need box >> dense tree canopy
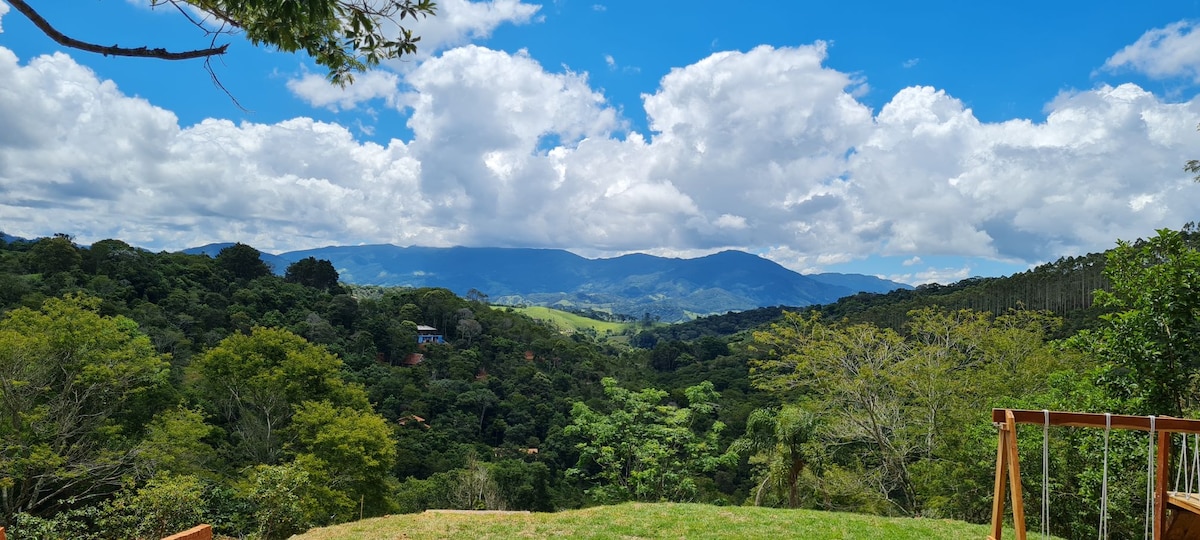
[564,378,734,503]
[216,243,272,281]
[1076,228,1200,415]
[0,295,170,518]
[285,257,341,291]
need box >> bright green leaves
[747,307,1072,516]
[564,378,733,504]
[730,405,819,508]
[175,0,438,85]
[0,294,170,516]
[239,461,322,540]
[289,401,397,519]
[138,408,220,477]
[1076,228,1200,415]
[190,327,396,523]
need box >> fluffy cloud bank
[2,38,1199,278]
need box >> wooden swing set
[989,408,1200,540]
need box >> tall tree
[285,257,340,291]
[0,295,170,519]
[28,234,80,276]
[1078,228,1200,415]
[189,327,369,464]
[564,378,733,503]
[215,243,272,281]
[731,405,819,508]
[756,316,919,513]
[289,401,398,519]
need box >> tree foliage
[7,0,437,85]
[1076,228,1200,415]
[749,308,1070,517]
[285,257,341,291]
[564,378,733,503]
[0,295,170,518]
[289,401,397,519]
[215,243,272,281]
[731,405,819,508]
[190,327,370,464]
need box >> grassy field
[292,502,1034,540]
[511,306,631,335]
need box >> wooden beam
[992,410,1200,434]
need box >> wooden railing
[990,409,1200,540]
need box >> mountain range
[182,243,909,322]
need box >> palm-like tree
[732,405,819,507]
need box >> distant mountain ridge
[182,243,911,322]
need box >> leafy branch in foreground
[8,0,437,85]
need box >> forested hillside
[185,243,910,323]
[0,227,1196,539]
[641,226,1200,344]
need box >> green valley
[0,226,1196,539]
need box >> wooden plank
[1005,410,1027,540]
[1165,507,1200,540]
[1168,492,1200,514]
[161,524,212,540]
[992,410,1200,434]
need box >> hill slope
[182,243,910,322]
[292,502,1034,540]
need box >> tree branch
[8,0,229,60]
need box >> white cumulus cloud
[286,0,540,109]
[1105,21,1200,81]
[392,0,540,61]
[4,41,1200,278]
[287,70,402,111]
[0,1,9,33]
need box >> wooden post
[1156,430,1170,540]
[1005,410,1027,540]
[988,412,1028,540]
[991,421,1008,540]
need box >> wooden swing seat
[1168,492,1200,514]
[1165,493,1200,540]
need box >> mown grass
[512,306,630,335]
[292,502,1037,540]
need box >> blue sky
[2,1,1200,284]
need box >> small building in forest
[416,325,445,344]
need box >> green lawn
[292,502,1035,540]
[511,306,630,335]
